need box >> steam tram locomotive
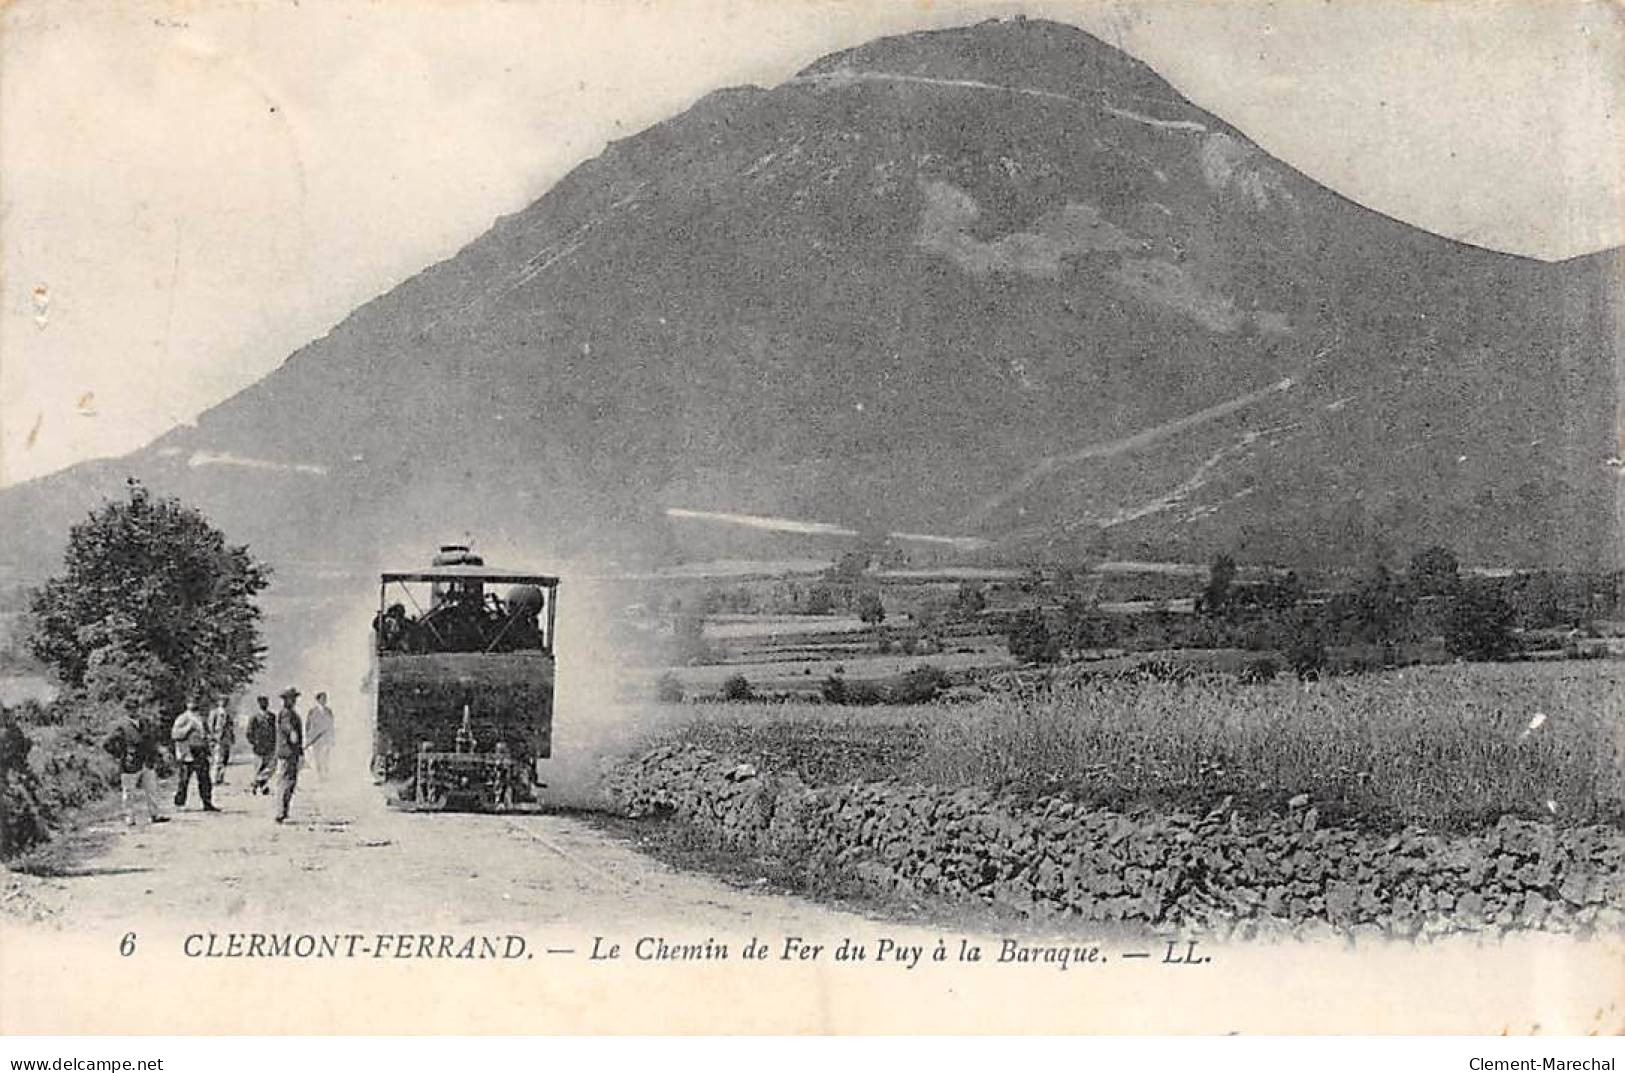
[371,545,559,810]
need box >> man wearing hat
[273,687,305,824]
[246,695,276,795]
[102,696,169,826]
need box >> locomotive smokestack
[456,703,475,753]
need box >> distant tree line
[1003,544,1621,678]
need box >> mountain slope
[3,18,1619,577]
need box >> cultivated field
[659,660,1625,833]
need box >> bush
[820,667,950,707]
[891,665,951,704]
[843,680,889,705]
[1287,636,1328,680]
[31,726,117,816]
[0,697,122,860]
[1005,609,1059,664]
[720,673,755,702]
[1238,656,1280,684]
[0,710,51,858]
[1444,586,1518,661]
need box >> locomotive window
[375,578,554,655]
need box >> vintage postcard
[1,0,1622,1038]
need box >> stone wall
[605,743,1625,937]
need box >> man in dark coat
[102,700,169,827]
[273,687,304,824]
[245,695,276,795]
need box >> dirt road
[2,603,875,933]
[5,756,867,934]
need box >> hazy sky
[3,0,1621,487]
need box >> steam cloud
[256,535,695,815]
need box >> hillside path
[961,375,1295,527]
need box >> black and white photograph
[1,0,1622,1041]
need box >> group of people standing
[103,688,337,827]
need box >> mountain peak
[797,18,1187,107]
[1,19,1616,576]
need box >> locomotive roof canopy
[379,565,560,586]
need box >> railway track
[501,813,633,891]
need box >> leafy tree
[720,673,754,702]
[1284,612,1329,680]
[28,481,270,711]
[820,674,848,704]
[953,581,987,617]
[1058,595,1105,657]
[1252,570,1306,611]
[856,590,886,626]
[1005,609,1058,664]
[1506,570,1566,629]
[1351,563,1405,649]
[82,644,170,710]
[826,550,870,582]
[1443,584,1518,661]
[804,585,836,616]
[1408,545,1461,596]
[1201,553,1237,614]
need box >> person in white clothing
[306,691,335,780]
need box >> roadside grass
[4,795,122,879]
[670,703,922,786]
[658,662,1625,833]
